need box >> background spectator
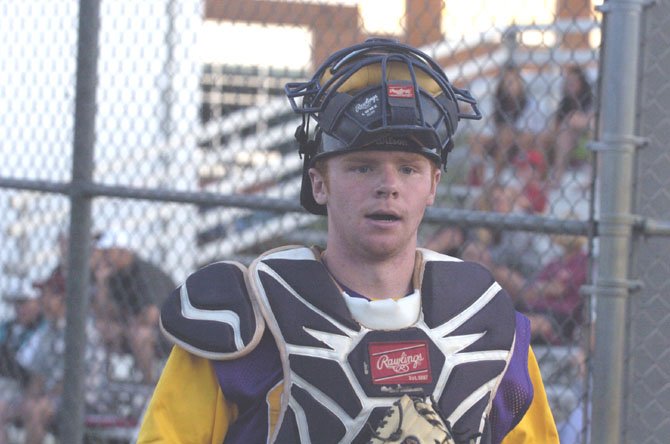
[0,282,44,386]
[464,183,549,279]
[90,230,175,383]
[539,64,595,186]
[468,64,545,184]
[521,232,588,344]
[0,281,45,444]
[423,226,466,257]
[511,149,550,214]
[15,270,108,444]
[497,231,589,345]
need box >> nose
[375,165,400,199]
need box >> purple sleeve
[489,312,534,444]
[212,330,283,444]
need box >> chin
[360,239,413,260]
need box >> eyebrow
[341,153,377,162]
[394,154,426,164]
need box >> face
[564,69,583,98]
[91,247,126,272]
[15,299,42,326]
[41,287,65,320]
[309,150,440,261]
[502,70,523,96]
[551,233,586,253]
[490,186,513,213]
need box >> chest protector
[248,246,517,444]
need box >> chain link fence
[0,0,610,442]
[626,0,670,441]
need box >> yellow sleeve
[501,347,559,444]
[137,346,237,444]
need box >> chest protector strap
[249,246,517,444]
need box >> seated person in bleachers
[493,229,588,346]
[511,149,549,215]
[518,233,588,345]
[14,270,109,444]
[422,225,466,258]
[538,64,595,187]
[0,281,46,444]
[464,183,548,280]
[90,230,175,383]
[468,64,545,184]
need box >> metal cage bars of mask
[284,39,482,172]
[285,39,483,121]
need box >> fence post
[591,0,646,442]
[61,0,100,442]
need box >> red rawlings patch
[387,84,415,98]
[369,341,432,385]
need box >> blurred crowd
[0,230,175,443]
[468,63,594,190]
[428,62,594,346]
[425,63,595,443]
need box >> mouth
[366,212,401,222]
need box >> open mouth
[367,213,401,222]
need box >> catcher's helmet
[285,38,481,215]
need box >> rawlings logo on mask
[354,93,380,117]
[388,84,415,98]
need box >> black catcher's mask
[285,38,481,215]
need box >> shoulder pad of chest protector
[160,261,265,360]
[418,249,516,347]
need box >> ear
[308,167,328,205]
[426,168,441,206]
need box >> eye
[353,165,372,173]
[400,165,417,175]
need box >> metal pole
[591,0,646,442]
[61,0,100,442]
[157,0,176,263]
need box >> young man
[138,39,558,443]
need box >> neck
[321,245,416,300]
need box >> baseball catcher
[138,38,559,444]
